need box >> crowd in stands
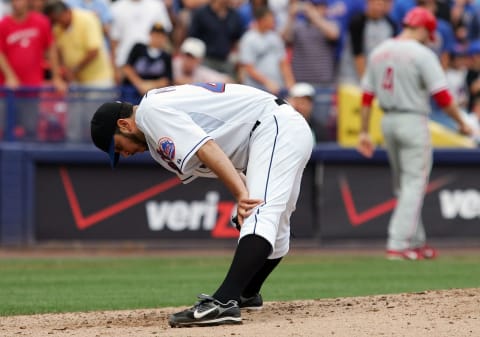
[2,0,480,142]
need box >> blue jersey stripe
[180,135,212,172]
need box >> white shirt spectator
[268,0,289,31]
[173,37,232,84]
[110,0,172,66]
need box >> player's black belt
[381,107,419,114]
[251,98,287,134]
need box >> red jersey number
[382,67,394,93]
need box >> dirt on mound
[1,288,479,337]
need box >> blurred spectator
[44,0,113,86]
[0,0,65,89]
[450,0,480,41]
[268,0,289,32]
[390,0,451,24]
[163,0,178,20]
[29,0,47,12]
[110,0,172,82]
[434,0,451,22]
[0,0,66,139]
[327,0,367,36]
[431,43,471,130]
[466,40,480,118]
[389,0,415,24]
[444,42,480,134]
[44,0,115,142]
[188,0,245,78]
[418,0,456,70]
[170,0,209,54]
[173,37,232,84]
[282,0,340,141]
[238,6,294,97]
[329,0,367,85]
[1,0,10,18]
[121,22,173,104]
[287,82,317,141]
[283,0,340,86]
[65,0,113,46]
[453,19,469,45]
[236,0,268,30]
[348,0,397,81]
[446,44,469,110]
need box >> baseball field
[0,248,479,337]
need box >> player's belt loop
[251,120,261,134]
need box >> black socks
[241,256,282,298]
[213,234,275,303]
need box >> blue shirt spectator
[389,0,415,25]
[66,0,113,50]
[65,0,112,26]
[450,0,480,41]
[236,1,253,31]
[326,0,366,60]
[432,17,456,67]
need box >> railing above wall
[0,85,337,143]
[0,86,120,142]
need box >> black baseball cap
[150,22,165,34]
[91,102,131,167]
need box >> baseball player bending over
[357,7,473,261]
[90,83,313,327]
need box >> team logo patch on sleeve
[157,137,175,160]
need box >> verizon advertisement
[320,164,480,239]
[35,164,315,240]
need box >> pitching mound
[2,288,478,337]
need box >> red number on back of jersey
[382,67,394,92]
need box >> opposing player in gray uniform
[90,83,313,326]
[357,7,473,260]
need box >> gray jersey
[239,29,287,88]
[361,38,448,114]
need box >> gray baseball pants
[381,113,432,251]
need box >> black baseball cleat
[239,293,263,310]
[168,294,242,328]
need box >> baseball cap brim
[108,138,120,168]
[91,101,129,168]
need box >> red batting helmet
[403,7,437,42]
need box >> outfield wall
[1,143,480,246]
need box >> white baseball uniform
[362,38,449,251]
[135,83,314,258]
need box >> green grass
[0,253,478,316]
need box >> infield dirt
[1,288,479,337]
